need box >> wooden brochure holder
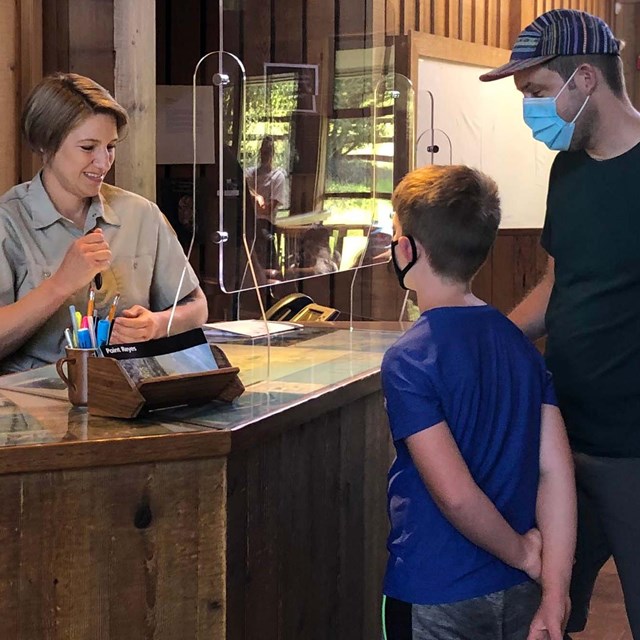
[87,345,244,419]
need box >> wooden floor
[572,560,632,640]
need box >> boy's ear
[397,235,424,261]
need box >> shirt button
[43,271,51,278]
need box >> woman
[0,73,208,373]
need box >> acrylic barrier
[161,38,415,296]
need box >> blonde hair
[21,73,129,156]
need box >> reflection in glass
[188,14,418,296]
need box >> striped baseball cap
[480,9,620,82]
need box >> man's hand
[52,229,111,295]
[110,305,162,344]
[520,528,543,581]
[527,593,571,640]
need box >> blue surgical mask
[391,236,418,290]
[523,68,590,151]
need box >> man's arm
[406,422,541,576]
[110,286,209,343]
[527,404,576,640]
[509,255,554,341]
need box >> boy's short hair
[392,165,501,284]
[21,72,129,156]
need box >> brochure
[102,328,218,385]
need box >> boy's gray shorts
[383,581,541,640]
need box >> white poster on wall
[417,58,556,228]
[156,85,215,165]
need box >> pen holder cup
[55,347,97,407]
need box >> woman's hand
[109,305,162,343]
[52,229,111,295]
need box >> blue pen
[76,328,92,349]
[96,319,111,351]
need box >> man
[245,136,287,270]
[480,9,640,639]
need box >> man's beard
[568,103,598,152]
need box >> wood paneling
[64,0,115,92]
[2,0,624,200]
[448,0,460,39]
[3,0,617,322]
[19,0,43,183]
[477,230,547,315]
[395,1,614,47]
[0,458,227,640]
[0,2,19,192]
[487,0,499,47]
[114,0,156,200]
[300,229,545,323]
[433,0,447,36]
[226,390,393,640]
[461,0,474,42]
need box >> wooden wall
[0,0,617,197]
[385,0,613,47]
[0,457,228,639]
[226,390,392,640]
[0,2,19,194]
[0,0,621,319]
[301,228,545,322]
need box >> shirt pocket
[109,254,155,311]
[26,257,56,295]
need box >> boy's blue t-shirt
[381,305,556,605]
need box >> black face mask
[391,235,418,290]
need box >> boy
[381,165,576,640]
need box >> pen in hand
[88,227,104,289]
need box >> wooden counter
[0,323,406,640]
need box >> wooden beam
[408,29,510,82]
[386,0,402,36]
[448,0,460,39]
[520,0,535,30]
[403,0,417,34]
[114,0,156,200]
[487,0,499,48]
[0,1,20,191]
[419,0,433,33]
[474,0,486,45]
[433,0,447,36]
[461,0,473,42]
[20,0,44,183]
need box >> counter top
[0,323,406,474]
